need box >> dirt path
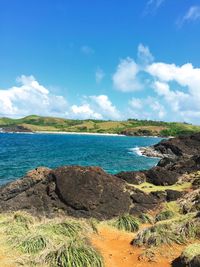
[90,225,184,267]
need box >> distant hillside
[0,115,200,136]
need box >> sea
[0,133,163,185]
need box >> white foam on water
[128,146,143,156]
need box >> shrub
[133,218,200,247]
[181,243,200,264]
[138,213,153,224]
[155,210,175,222]
[114,214,140,232]
[18,235,47,254]
[39,221,82,238]
[13,212,34,225]
[46,243,104,267]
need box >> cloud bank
[0,75,120,121]
[112,44,200,124]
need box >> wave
[128,147,143,156]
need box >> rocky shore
[0,132,200,267]
[0,133,199,220]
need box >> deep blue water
[0,133,162,184]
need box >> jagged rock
[165,189,183,201]
[141,133,200,159]
[0,166,131,220]
[129,188,165,215]
[115,171,146,185]
[179,189,200,214]
[146,166,178,185]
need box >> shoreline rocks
[0,133,200,219]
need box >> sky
[1,0,200,124]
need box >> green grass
[113,214,140,232]
[46,242,104,267]
[134,182,192,193]
[1,115,200,136]
[181,243,200,262]
[39,221,82,238]
[155,210,175,222]
[133,216,200,247]
[18,235,47,254]
[0,212,104,267]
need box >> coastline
[35,131,126,136]
[0,130,167,138]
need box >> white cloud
[129,96,165,119]
[129,98,143,109]
[144,0,166,15]
[149,63,200,123]
[137,44,154,65]
[71,104,102,120]
[81,45,94,55]
[0,76,122,121]
[70,95,121,120]
[95,68,105,83]
[89,95,121,120]
[112,57,141,92]
[147,62,200,97]
[0,75,68,118]
[177,6,200,27]
[115,44,200,124]
[149,98,166,119]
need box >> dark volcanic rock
[154,133,200,158]
[146,166,178,186]
[54,166,131,218]
[129,188,165,215]
[165,189,183,201]
[115,171,146,185]
[0,125,32,133]
[0,166,131,220]
[190,256,200,267]
[166,155,200,174]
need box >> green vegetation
[138,213,153,224]
[1,115,200,136]
[181,243,200,262]
[134,181,192,193]
[113,214,140,232]
[18,235,47,254]
[0,212,104,267]
[133,215,200,247]
[46,243,104,267]
[155,210,175,222]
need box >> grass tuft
[138,213,153,224]
[155,210,175,222]
[133,218,200,247]
[181,243,200,263]
[113,214,140,232]
[46,242,104,267]
[18,235,48,254]
[39,221,82,238]
[13,212,34,225]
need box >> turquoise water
[0,133,162,184]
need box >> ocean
[0,133,162,184]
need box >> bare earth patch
[90,225,187,267]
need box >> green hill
[0,115,200,136]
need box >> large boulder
[129,188,166,215]
[115,171,146,185]
[154,133,200,158]
[0,166,131,220]
[146,166,178,185]
[54,166,131,219]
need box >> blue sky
[0,0,200,124]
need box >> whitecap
[128,147,143,156]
